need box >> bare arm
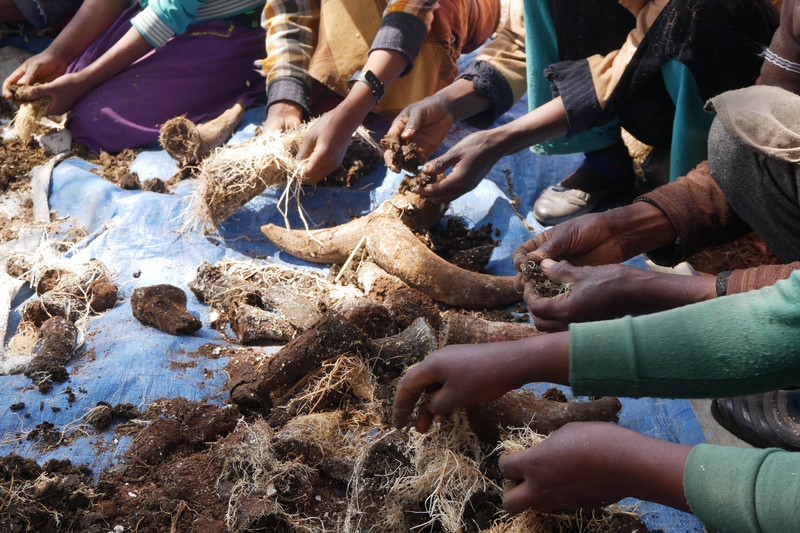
[21,25,153,114]
[3,0,128,99]
[298,48,410,182]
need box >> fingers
[417,174,464,203]
[296,137,329,185]
[402,105,429,140]
[498,450,525,481]
[499,451,544,515]
[415,405,435,433]
[538,259,575,284]
[2,67,26,99]
[386,112,408,140]
[392,364,440,429]
[421,150,457,176]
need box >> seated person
[385,0,778,224]
[2,0,267,153]
[259,0,500,183]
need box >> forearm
[335,49,409,126]
[627,269,716,314]
[615,431,692,512]
[432,78,492,122]
[685,445,800,532]
[46,0,128,65]
[603,201,678,260]
[489,97,570,157]
[570,271,800,399]
[71,26,154,92]
[515,331,572,387]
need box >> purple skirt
[66,4,265,152]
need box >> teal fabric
[522,0,621,155]
[569,270,800,399]
[661,59,714,181]
[138,0,262,36]
[684,444,800,533]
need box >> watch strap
[347,70,384,104]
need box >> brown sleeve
[728,262,800,294]
[635,161,751,266]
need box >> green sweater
[569,270,800,532]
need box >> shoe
[532,182,615,226]
[533,144,635,226]
[710,390,800,451]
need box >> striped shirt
[260,0,437,111]
[132,0,265,48]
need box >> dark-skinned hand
[14,71,90,115]
[297,108,360,184]
[499,422,692,514]
[518,258,645,332]
[512,211,633,271]
[392,342,531,432]
[263,101,303,132]
[384,93,455,171]
[2,49,69,101]
[417,128,506,203]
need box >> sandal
[710,390,800,451]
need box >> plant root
[225,312,371,414]
[439,311,541,346]
[159,99,246,166]
[189,262,322,343]
[365,216,521,308]
[521,260,570,297]
[261,192,447,265]
[465,391,622,442]
[356,261,441,329]
[9,84,50,143]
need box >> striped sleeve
[133,0,264,48]
[260,0,319,110]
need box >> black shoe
[710,390,800,451]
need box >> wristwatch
[347,70,384,104]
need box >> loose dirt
[382,133,425,173]
[521,260,570,297]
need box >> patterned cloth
[260,0,498,116]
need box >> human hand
[16,72,91,115]
[2,49,69,100]
[385,94,455,170]
[518,259,645,332]
[393,333,570,432]
[416,128,507,203]
[296,108,360,184]
[393,342,532,432]
[512,211,633,272]
[263,101,303,132]
[499,422,692,514]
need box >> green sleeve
[684,444,800,532]
[569,271,800,398]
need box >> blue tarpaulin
[0,41,706,531]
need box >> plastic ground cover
[0,42,706,533]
